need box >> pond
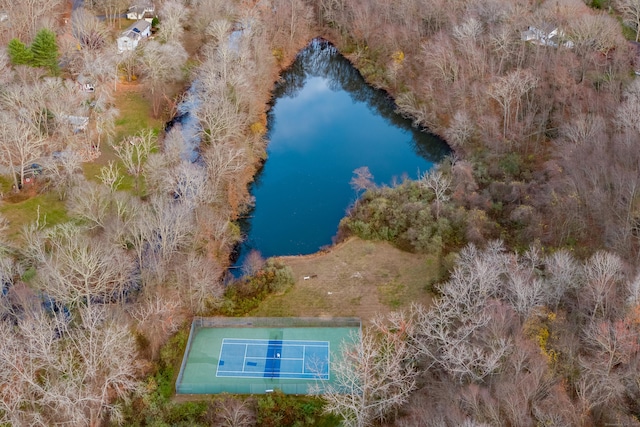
[233,39,449,269]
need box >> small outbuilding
[61,115,89,133]
[117,20,151,53]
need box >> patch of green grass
[0,192,69,241]
[82,160,141,194]
[113,90,162,141]
[0,176,13,194]
[621,23,637,42]
[91,91,162,197]
[377,281,406,309]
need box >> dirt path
[251,237,435,322]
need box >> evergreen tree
[30,29,59,75]
[7,38,33,66]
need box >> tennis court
[217,338,329,380]
[176,317,360,395]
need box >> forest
[1,0,640,425]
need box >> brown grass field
[250,237,435,322]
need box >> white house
[126,2,155,22]
[117,20,151,53]
[522,24,573,48]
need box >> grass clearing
[250,237,435,322]
[0,191,69,241]
[113,86,163,142]
[84,85,161,194]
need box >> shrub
[217,260,295,316]
[340,179,466,253]
[256,391,326,427]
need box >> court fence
[176,317,361,395]
[191,316,361,329]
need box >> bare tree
[112,128,156,191]
[0,49,12,85]
[615,79,640,144]
[488,69,537,138]
[54,305,140,425]
[409,242,516,383]
[616,0,640,41]
[560,114,606,146]
[67,179,111,229]
[0,308,64,426]
[136,195,195,266]
[99,161,123,193]
[421,34,460,84]
[444,110,476,148]
[25,222,136,307]
[94,103,119,149]
[157,0,189,44]
[117,48,140,83]
[268,0,315,55]
[99,0,128,27]
[543,249,583,310]
[241,249,265,277]
[178,252,225,313]
[0,303,138,426]
[129,292,183,358]
[138,40,188,117]
[165,160,211,207]
[0,111,47,190]
[194,44,254,144]
[0,0,63,39]
[202,140,247,205]
[581,251,625,320]
[350,166,374,196]
[419,168,451,219]
[316,312,417,427]
[567,12,623,81]
[72,7,110,50]
[211,396,256,427]
[41,150,83,200]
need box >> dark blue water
[234,39,448,268]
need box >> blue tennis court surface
[217,338,330,380]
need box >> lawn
[83,85,161,194]
[250,237,435,321]
[0,191,69,242]
[113,86,163,142]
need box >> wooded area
[1,0,640,425]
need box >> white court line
[327,342,331,380]
[215,372,329,380]
[223,338,328,347]
[245,357,304,361]
[242,343,248,373]
[217,339,330,378]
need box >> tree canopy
[7,29,59,75]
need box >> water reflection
[233,39,449,269]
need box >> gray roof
[123,19,150,35]
[120,20,151,40]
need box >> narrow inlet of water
[233,39,449,270]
